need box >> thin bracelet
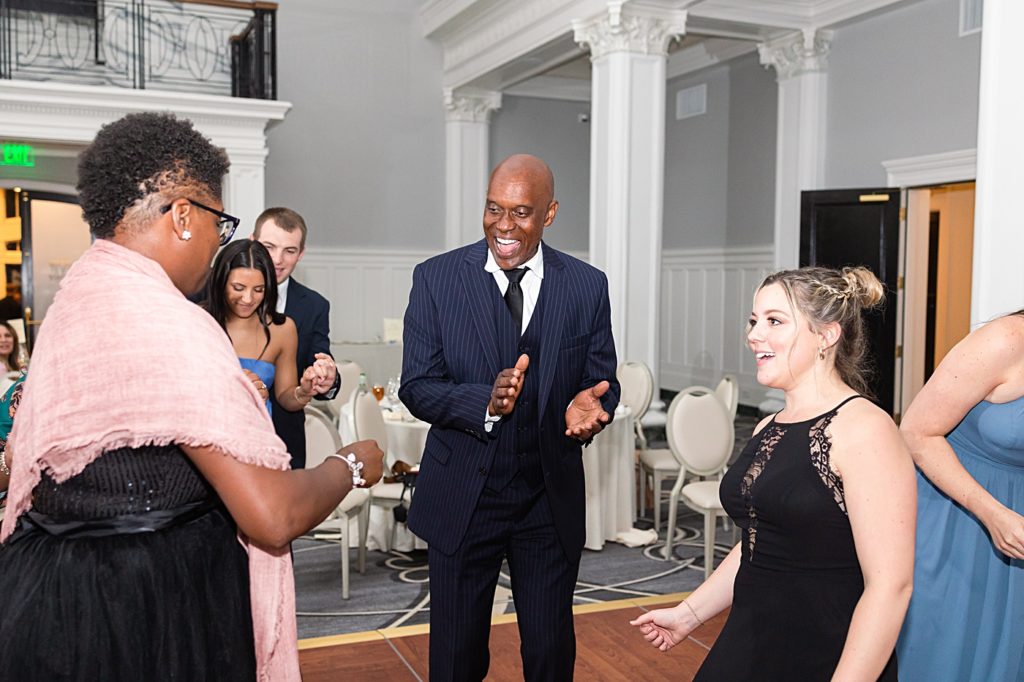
[682,599,704,627]
[0,449,9,476]
[294,385,312,405]
[326,453,366,488]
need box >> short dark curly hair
[76,112,230,238]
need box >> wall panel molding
[660,245,774,406]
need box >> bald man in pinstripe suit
[399,155,620,681]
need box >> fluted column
[444,88,501,249]
[574,1,686,399]
[759,29,832,270]
[971,0,1024,323]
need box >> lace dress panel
[740,425,785,560]
[808,414,847,515]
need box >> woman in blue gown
[206,241,327,419]
[897,312,1024,681]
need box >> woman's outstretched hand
[629,605,697,652]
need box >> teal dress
[238,358,274,416]
[897,398,1024,681]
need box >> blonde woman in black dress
[632,266,916,681]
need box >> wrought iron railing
[0,0,276,98]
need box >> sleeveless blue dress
[238,357,275,416]
[897,398,1024,681]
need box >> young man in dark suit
[252,207,339,469]
[399,155,620,681]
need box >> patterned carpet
[294,409,759,640]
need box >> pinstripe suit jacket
[399,239,619,557]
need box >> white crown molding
[758,28,832,80]
[666,38,758,80]
[687,0,913,30]
[882,148,977,188]
[504,75,593,102]
[0,80,291,149]
[573,3,688,60]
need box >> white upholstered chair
[660,387,735,580]
[303,405,370,599]
[714,373,739,422]
[352,390,411,552]
[323,360,363,425]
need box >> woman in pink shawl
[0,112,383,681]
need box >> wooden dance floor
[298,593,727,681]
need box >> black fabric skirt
[0,506,256,681]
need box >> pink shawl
[1,239,300,681]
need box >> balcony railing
[0,0,277,98]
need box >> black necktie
[503,268,527,330]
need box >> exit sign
[0,144,35,167]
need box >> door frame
[19,189,82,350]
[883,149,977,417]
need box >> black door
[19,190,91,351]
[800,188,900,415]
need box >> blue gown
[897,398,1024,681]
[239,357,275,416]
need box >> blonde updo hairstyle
[758,266,885,397]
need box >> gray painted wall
[266,0,445,249]
[663,64,731,250]
[826,0,981,188]
[489,95,591,252]
[663,54,776,250]
[726,54,777,247]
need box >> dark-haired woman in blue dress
[206,241,332,428]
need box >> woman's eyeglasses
[162,199,240,246]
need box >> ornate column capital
[443,88,502,124]
[573,1,687,61]
[758,29,833,81]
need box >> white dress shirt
[276,277,290,314]
[484,242,544,335]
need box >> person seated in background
[0,111,383,680]
[0,320,22,373]
[204,240,333,416]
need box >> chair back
[325,361,363,421]
[616,361,654,420]
[714,373,739,421]
[666,386,734,477]
[304,406,343,468]
[352,390,389,454]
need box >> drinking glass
[372,384,385,402]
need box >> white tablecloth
[582,404,637,550]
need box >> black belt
[18,499,220,540]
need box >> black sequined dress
[695,396,898,681]
[0,445,256,681]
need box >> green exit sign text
[0,144,35,168]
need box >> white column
[444,88,501,250]
[971,0,1024,324]
[759,29,831,270]
[574,1,686,400]
[223,147,268,239]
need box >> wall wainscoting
[299,244,774,406]
[660,246,774,406]
[295,248,432,343]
